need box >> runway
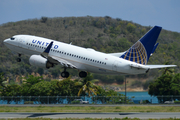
[0,112,180,119]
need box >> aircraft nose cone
[3,39,10,46]
[3,39,8,43]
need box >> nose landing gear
[17,54,21,62]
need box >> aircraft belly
[118,66,147,74]
[5,43,15,52]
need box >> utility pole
[125,76,126,104]
[69,33,70,43]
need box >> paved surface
[0,112,180,119]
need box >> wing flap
[51,56,77,69]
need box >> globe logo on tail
[120,41,147,65]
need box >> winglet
[41,41,53,58]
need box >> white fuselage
[4,35,148,75]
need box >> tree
[1,84,22,96]
[41,17,48,23]
[21,75,44,96]
[92,86,129,104]
[77,73,98,96]
[148,73,180,103]
[0,73,6,88]
[23,75,43,86]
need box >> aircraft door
[17,37,27,54]
[17,38,22,47]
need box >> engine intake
[29,55,53,69]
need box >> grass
[0,105,180,113]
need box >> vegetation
[0,74,130,104]
[77,73,98,96]
[0,16,179,84]
[0,105,180,113]
[148,67,180,103]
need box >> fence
[0,96,180,104]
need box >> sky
[0,0,180,33]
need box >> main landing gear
[61,68,69,78]
[79,71,87,78]
[61,68,87,78]
[17,54,21,62]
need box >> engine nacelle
[29,55,53,69]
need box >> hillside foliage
[0,16,180,83]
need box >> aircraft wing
[41,41,77,69]
[146,65,177,69]
[51,56,77,69]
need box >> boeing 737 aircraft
[3,26,176,78]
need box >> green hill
[0,16,180,84]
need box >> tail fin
[120,26,162,65]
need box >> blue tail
[120,26,162,65]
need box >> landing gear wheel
[17,58,21,62]
[61,71,69,78]
[79,71,87,78]
[17,54,21,62]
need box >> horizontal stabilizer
[109,52,126,57]
[130,64,149,69]
[146,65,177,69]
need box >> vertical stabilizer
[120,26,162,65]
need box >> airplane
[3,26,176,78]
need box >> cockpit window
[10,37,15,40]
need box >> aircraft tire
[79,71,87,78]
[61,71,69,78]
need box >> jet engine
[29,55,54,69]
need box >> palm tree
[77,73,98,97]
